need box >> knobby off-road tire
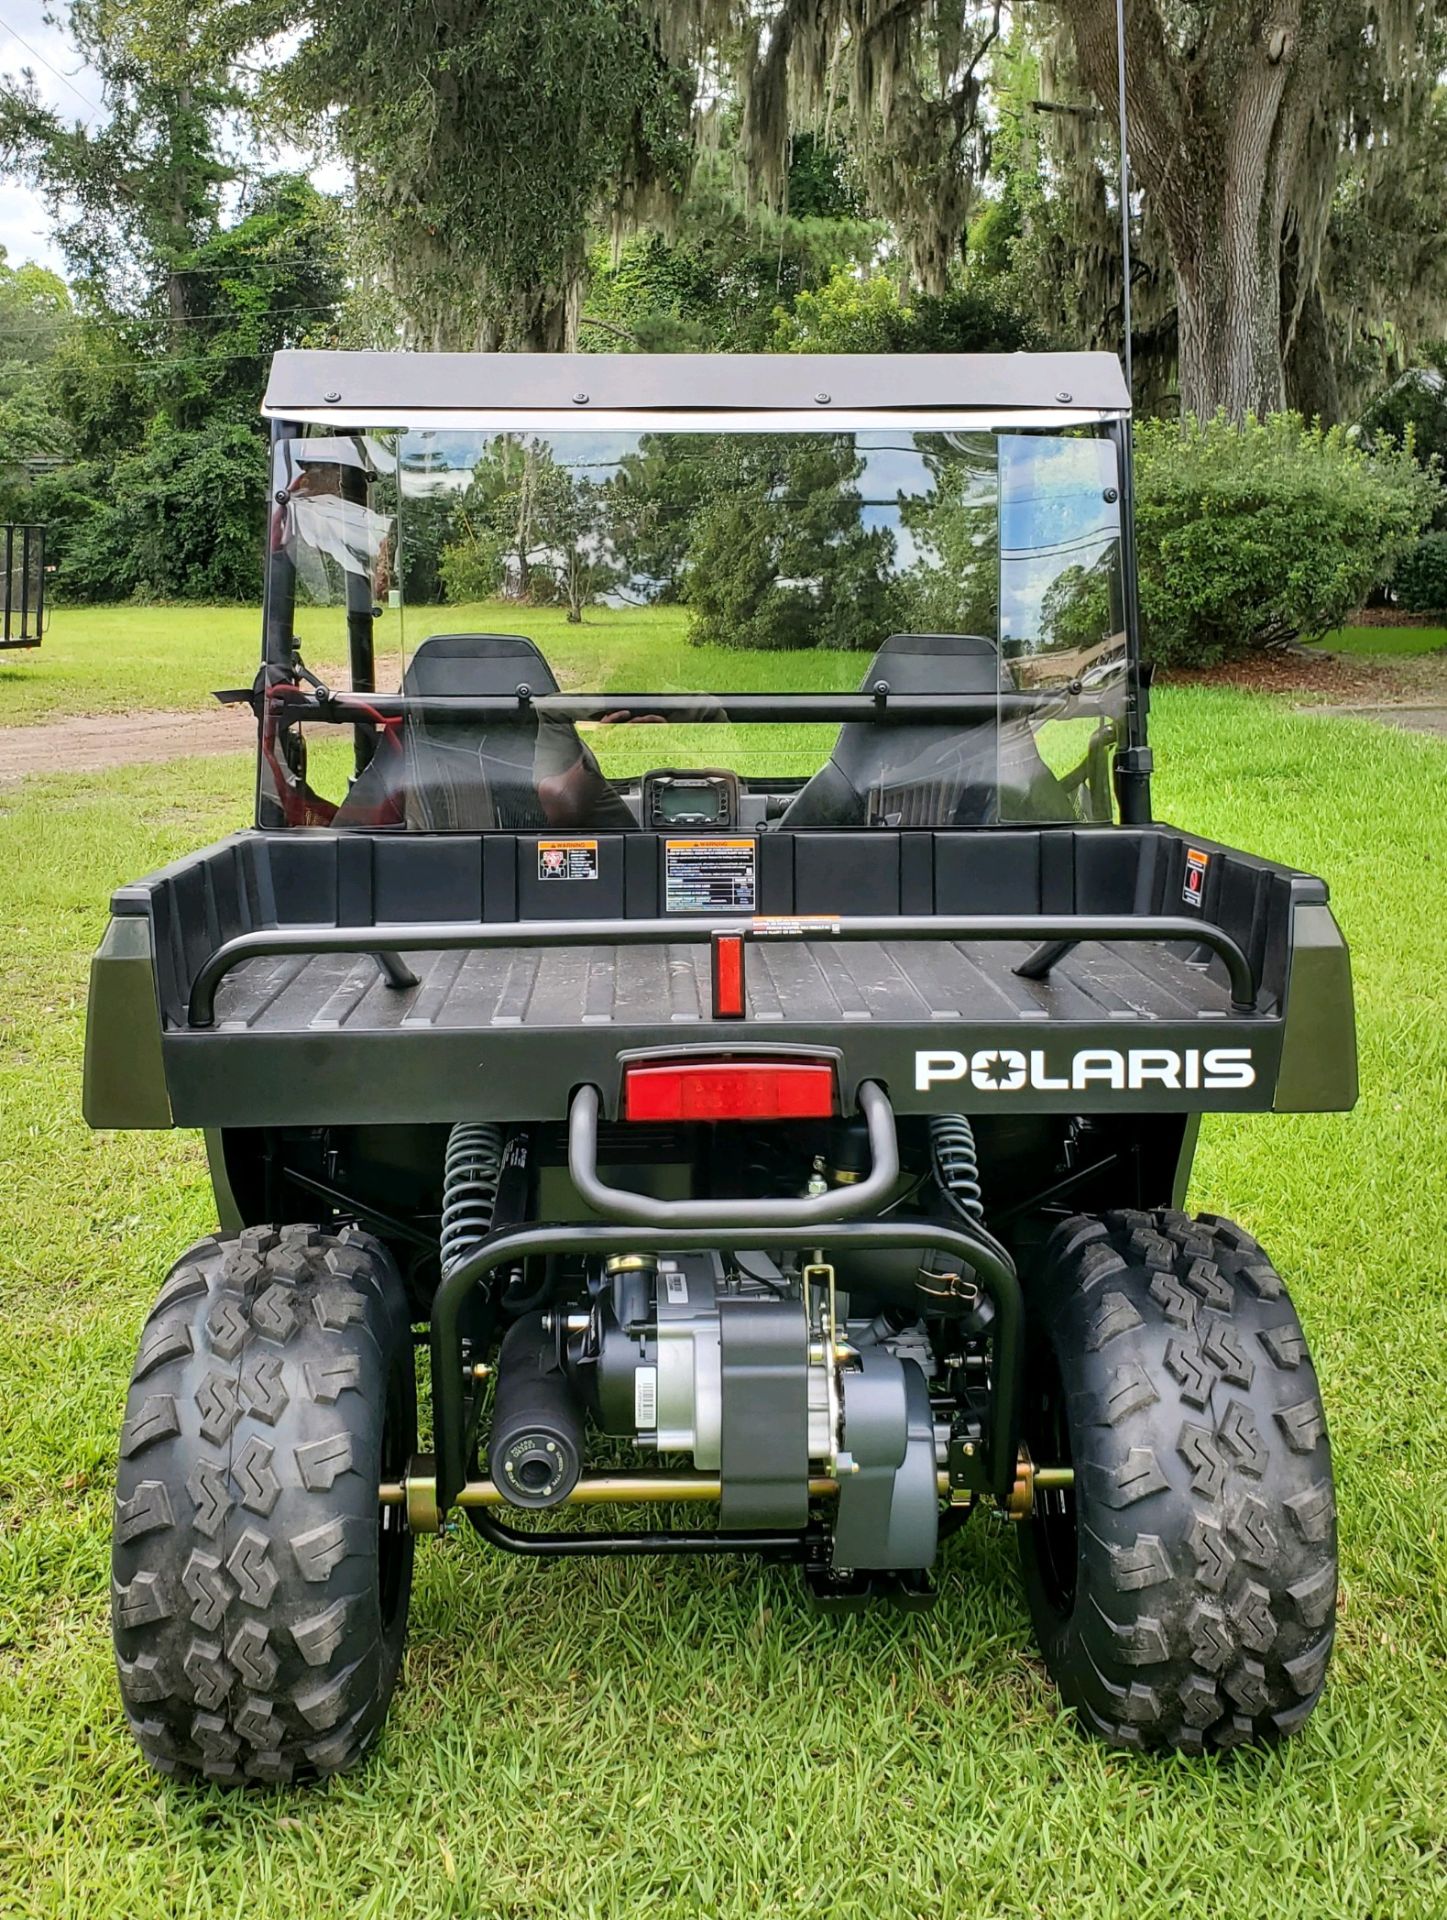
[111,1224,416,1785]
[1018,1209,1337,1753]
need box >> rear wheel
[1018,1209,1337,1752]
[112,1223,415,1785]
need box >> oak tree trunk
[1059,0,1331,421]
[1173,193,1286,421]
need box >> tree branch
[578,314,639,344]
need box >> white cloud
[0,3,345,278]
[0,0,104,271]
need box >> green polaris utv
[85,350,1354,1784]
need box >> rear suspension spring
[440,1122,505,1276]
[930,1114,984,1223]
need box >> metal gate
[2,524,46,649]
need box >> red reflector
[623,1059,837,1123]
[711,930,745,1018]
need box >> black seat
[334,632,633,831]
[398,632,554,830]
[777,632,1077,828]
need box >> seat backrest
[778,632,1075,828]
[331,632,555,829]
[333,631,636,831]
[399,632,555,829]
[401,631,559,698]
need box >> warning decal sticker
[1182,846,1209,909]
[664,837,756,913]
[750,915,841,938]
[538,839,599,881]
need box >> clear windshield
[259,422,1128,832]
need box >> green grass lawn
[2,675,1446,1914]
[5,601,1445,735]
[0,600,871,728]
[1319,623,1447,657]
[0,597,1160,807]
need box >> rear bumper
[143,1005,1295,1126]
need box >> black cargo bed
[84,823,1357,1128]
[210,932,1238,1034]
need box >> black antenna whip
[1114,0,1134,399]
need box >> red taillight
[711,930,745,1018]
[622,1057,837,1123]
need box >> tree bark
[1058,0,1332,421]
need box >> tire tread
[1021,1210,1336,1752]
[111,1226,414,1785]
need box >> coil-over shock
[441,1122,582,1507]
[930,1114,984,1222]
[440,1122,505,1276]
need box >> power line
[0,14,106,121]
[164,255,350,277]
[115,298,345,326]
[58,340,343,375]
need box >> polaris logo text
[915,1047,1256,1093]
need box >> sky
[0,0,103,271]
[0,0,344,277]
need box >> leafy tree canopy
[773,268,1030,354]
[441,439,617,621]
[283,0,694,351]
[683,435,902,650]
[0,6,347,597]
[0,251,72,482]
[267,1,1008,351]
[582,139,883,353]
[58,419,266,601]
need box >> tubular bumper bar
[430,1210,1023,1518]
[187,910,1258,1026]
[569,1080,899,1226]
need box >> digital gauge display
[659,782,724,823]
[644,769,739,829]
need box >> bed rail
[186,909,1258,1028]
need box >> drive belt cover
[717,1296,809,1530]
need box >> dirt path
[1308,703,1447,737]
[0,706,254,781]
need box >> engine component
[574,1252,829,1466]
[655,1257,729,1465]
[564,1249,939,1558]
[489,1313,584,1508]
[832,1347,939,1572]
[718,1291,810,1528]
[440,1122,504,1276]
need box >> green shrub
[1132,413,1437,666]
[58,423,264,602]
[438,528,506,605]
[772,269,1029,356]
[1392,530,1447,612]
